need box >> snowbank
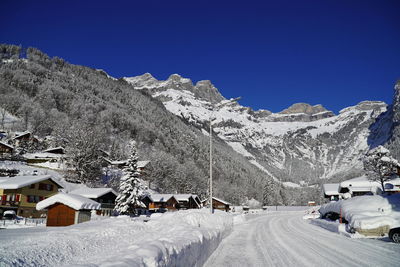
[319,194,400,232]
[0,209,233,267]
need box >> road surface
[204,211,399,267]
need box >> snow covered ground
[204,211,399,267]
[0,209,233,266]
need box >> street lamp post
[209,97,241,214]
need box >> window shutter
[16,194,20,202]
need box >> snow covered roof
[36,193,101,211]
[70,187,117,199]
[147,194,177,203]
[339,176,381,192]
[24,152,64,159]
[0,175,63,189]
[43,147,65,154]
[103,158,150,168]
[138,161,150,168]
[14,131,31,139]
[174,194,201,207]
[212,197,232,206]
[322,183,340,196]
[0,141,13,149]
[174,194,196,201]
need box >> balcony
[0,201,20,207]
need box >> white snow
[147,194,177,203]
[36,193,101,211]
[70,187,117,199]
[0,175,62,189]
[204,211,398,266]
[0,209,233,266]
[322,183,340,196]
[319,194,400,231]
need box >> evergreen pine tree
[262,178,276,206]
[114,141,146,215]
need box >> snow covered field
[205,211,399,267]
[1,209,397,266]
[0,209,233,266]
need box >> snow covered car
[388,227,400,243]
[2,210,17,220]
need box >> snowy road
[204,211,399,267]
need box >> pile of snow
[0,209,233,266]
[319,194,400,230]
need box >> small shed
[36,193,101,226]
[203,197,232,212]
[322,183,340,201]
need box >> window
[27,195,42,203]
[30,184,35,189]
[38,183,53,191]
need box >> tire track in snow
[204,211,399,267]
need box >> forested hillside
[1,44,314,205]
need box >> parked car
[389,227,400,243]
[3,210,17,220]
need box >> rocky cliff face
[387,81,400,159]
[125,73,394,186]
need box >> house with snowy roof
[70,187,117,216]
[322,183,340,201]
[13,131,38,146]
[202,197,232,212]
[338,175,400,198]
[0,141,13,155]
[0,175,63,218]
[141,194,178,212]
[339,176,381,198]
[174,194,201,209]
[36,193,101,226]
[103,158,150,173]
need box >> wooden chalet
[141,194,178,212]
[0,175,63,218]
[70,187,117,216]
[0,141,13,154]
[174,194,201,209]
[103,158,150,173]
[202,197,232,212]
[14,131,38,145]
[36,193,101,226]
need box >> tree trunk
[380,175,385,193]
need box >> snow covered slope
[125,74,393,186]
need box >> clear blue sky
[1,0,399,113]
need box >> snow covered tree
[262,178,277,206]
[114,141,146,215]
[363,146,400,193]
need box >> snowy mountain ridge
[124,73,392,186]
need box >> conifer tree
[114,141,145,215]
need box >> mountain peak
[279,103,330,115]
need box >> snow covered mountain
[125,73,393,186]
